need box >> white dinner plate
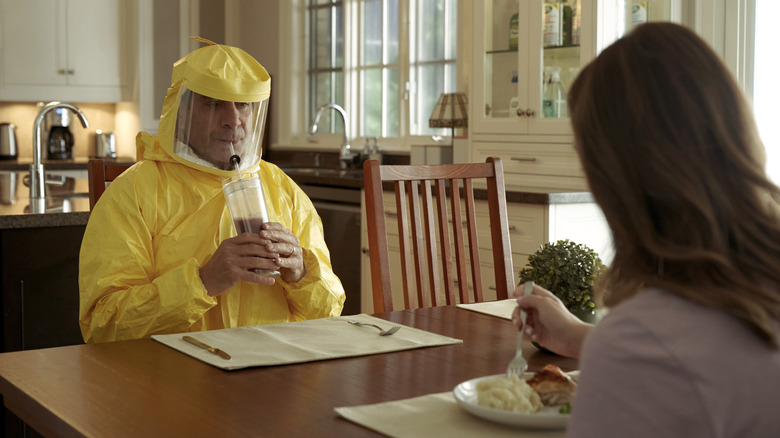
[452,374,570,430]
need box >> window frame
[276,0,465,153]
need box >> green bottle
[562,1,573,46]
[509,13,519,50]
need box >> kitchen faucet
[31,102,90,207]
[309,103,358,169]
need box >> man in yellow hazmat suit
[79,40,346,343]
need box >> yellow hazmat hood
[152,38,271,176]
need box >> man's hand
[199,232,279,296]
[260,222,306,284]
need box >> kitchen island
[0,169,92,438]
[0,170,91,352]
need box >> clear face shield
[173,87,268,171]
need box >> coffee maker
[44,108,75,160]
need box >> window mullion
[344,0,359,143]
[398,0,411,141]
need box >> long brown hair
[569,22,780,347]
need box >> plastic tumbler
[222,172,280,277]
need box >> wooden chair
[363,157,514,313]
[87,159,133,211]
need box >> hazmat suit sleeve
[263,165,346,321]
[79,163,218,343]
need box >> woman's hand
[260,222,306,284]
[512,284,593,359]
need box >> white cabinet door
[0,0,122,102]
[66,0,121,88]
[0,0,64,87]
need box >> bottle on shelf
[543,1,562,47]
[543,67,567,118]
[632,1,648,26]
[562,0,573,46]
[572,0,581,45]
[509,13,519,50]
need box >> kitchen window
[305,0,459,148]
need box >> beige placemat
[456,299,517,320]
[335,392,565,438]
[152,314,462,370]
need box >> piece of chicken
[526,364,577,406]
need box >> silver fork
[507,281,534,376]
[347,320,401,336]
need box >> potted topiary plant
[518,239,606,323]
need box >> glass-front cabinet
[469,0,680,191]
[472,0,595,136]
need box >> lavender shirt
[567,288,780,437]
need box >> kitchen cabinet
[469,0,595,191]
[468,1,679,192]
[0,0,124,103]
[1,225,85,353]
[472,0,594,137]
[1,224,85,438]
[360,190,611,313]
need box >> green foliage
[518,239,606,312]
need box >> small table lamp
[428,92,468,142]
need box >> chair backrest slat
[462,178,483,303]
[364,157,514,312]
[365,162,393,312]
[88,159,133,211]
[434,179,455,305]
[449,179,470,304]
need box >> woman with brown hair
[514,22,780,436]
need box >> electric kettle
[0,123,18,160]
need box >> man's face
[181,93,254,169]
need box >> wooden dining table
[0,305,578,438]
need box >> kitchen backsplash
[0,102,121,159]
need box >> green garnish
[559,402,572,414]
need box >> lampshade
[429,92,468,129]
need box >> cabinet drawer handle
[67,69,75,75]
[516,108,525,117]
[525,108,536,117]
[385,212,397,218]
[57,69,68,75]
[508,225,517,231]
[510,157,537,162]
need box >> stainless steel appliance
[44,108,75,160]
[0,123,18,159]
[93,131,117,158]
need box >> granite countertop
[0,156,136,171]
[0,170,91,229]
[281,168,364,189]
[281,167,594,204]
[0,157,137,229]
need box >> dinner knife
[182,335,232,360]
